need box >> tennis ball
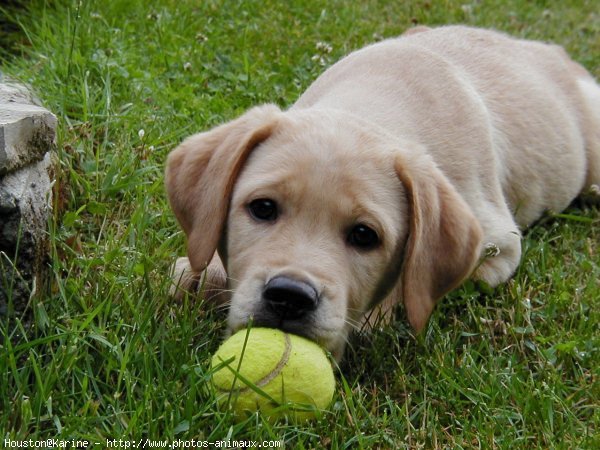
[211,327,335,421]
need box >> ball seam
[216,332,292,393]
[254,332,292,388]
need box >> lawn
[1,0,598,448]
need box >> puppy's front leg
[360,286,402,331]
[169,253,228,304]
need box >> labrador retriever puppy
[165,26,600,360]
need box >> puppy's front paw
[170,257,201,300]
[361,291,398,331]
[169,255,229,304]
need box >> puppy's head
[166,105,482,359]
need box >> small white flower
[138,129,145,139]
[315,41,333,53]
[183,62,192,71]
[311,55,327,66]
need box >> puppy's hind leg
[577,76,600,200]
[471,209,523,288]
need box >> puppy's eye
[347,224,380,250]
[248,198,278,222]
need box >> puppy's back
[294,26,596,226]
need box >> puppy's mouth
[230,274,324,342]
[227,272,351,361]
[253,274,321,337]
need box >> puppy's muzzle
[262,275,319,320]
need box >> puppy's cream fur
[166,26,600,360]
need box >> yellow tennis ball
[211,327,335,421]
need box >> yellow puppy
[166,26,600,360]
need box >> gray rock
[1,83,56,175]
[0,81,56,319]
[0,82,41,105]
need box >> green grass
[1,0,598,447]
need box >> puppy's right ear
[165,104,281,272]
[395,151,483,332]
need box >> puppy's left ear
[165,105,282,272]
[395,152,483,332]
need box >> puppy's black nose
[263,276,319,320]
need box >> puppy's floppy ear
[165,104,281,271]
[395,152,483,332]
